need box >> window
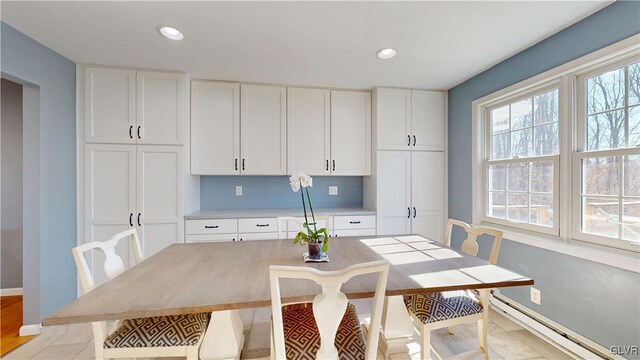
[575,58,640,249]
[484,88,560,235]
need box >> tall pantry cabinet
[365,88,446,242]
[79,66,185,286]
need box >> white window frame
[472,35,640,268]
[481,83,561,236]
[572,56,640,252]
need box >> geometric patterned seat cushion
[404,290,483,324]
[281,303,366,360]
[104,313,210,349]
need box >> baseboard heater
[490,291,620,360]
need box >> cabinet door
[84,67,136,144]
[376,151,411,235]
[136,146,184,258]
[287,87,331,175]
[412,91,445,151]
[330,90,371,176]
[411,151,445,242]
[137,71,184,145]
[84,144,136,286]
[241,84,287,175]
[375,88,411,151]
[191,81,240,175]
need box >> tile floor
[3,301,571,360]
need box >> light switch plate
[329,186,338,196]
[236,186,243,196]
[530,287,541,305]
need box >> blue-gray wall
[448,1,640,355]
[201,176,363,209]
[1,22,77,322]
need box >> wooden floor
[1,296,35,357]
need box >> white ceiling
[1,1,611,90]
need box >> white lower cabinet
[374,151,445,241]
[238,232,278,241]
[84,144,184,286]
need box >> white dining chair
[72,229,209,360]
[402,219,503,360]
[269,260,389,360]
[276,215,332,240]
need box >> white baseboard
[1,287,23,296]
[19,324,42,336]
[490,293,617,360]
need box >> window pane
[488,164,506,191]
[586,110,625,150]
[582,197,619,238]
[624,155,640,196]
[507,194,528,222]
[491,106,510,134]
[508,163,529,192]
[533,89,559,125]
[630,105,640,147]
[583,156,618,195]
[531,194,553,227]
[630,61,640,106]
[622,200,640,241]
[586,67,625,115]
[511,99,532,130]
[491,133,509,160]
[488,192,506,219]
[534,123,559,156]
[511,129,532,158]
[531,161,553,193]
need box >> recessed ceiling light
[377,48,397,60]
[158,26,184,41]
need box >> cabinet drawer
[238,232,278,241]
[238,218,277,233]
[332,229,376,237]
[285,219,329,233]
[333,215,376,230]
[186,219,237,235]
[186,234,237,243]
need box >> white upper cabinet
[191,80,240,175]
[84,67,184,145]
[374,88,411,150]
[84,67,136,144]
[330,90,371,176]
[412,90,445,151]
[136,71,184,145]
[241,84,287,175]
[375,88,445,151]
[287,87,331,175]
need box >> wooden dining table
[44,235,533,359]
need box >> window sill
[478,222,640,273]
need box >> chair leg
[420,326,432,360]
[478,317,488,360]
[448,325,455,335]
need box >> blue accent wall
[201,176,363,209]
[448,1,640,355]
[1,22,77,321]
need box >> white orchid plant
[289,173,329,252]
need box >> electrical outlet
[235,186,242,196]
[329,186,338,196]
[530,287,541,305]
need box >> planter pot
[307,242,324,260]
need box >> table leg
[379,295,415,356]
[199,310,245,360]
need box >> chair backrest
[270,260,389,360]
[72,229,143,295]
[276,216,332,240]
[444,219,503,264]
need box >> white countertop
[185,207,375,220]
